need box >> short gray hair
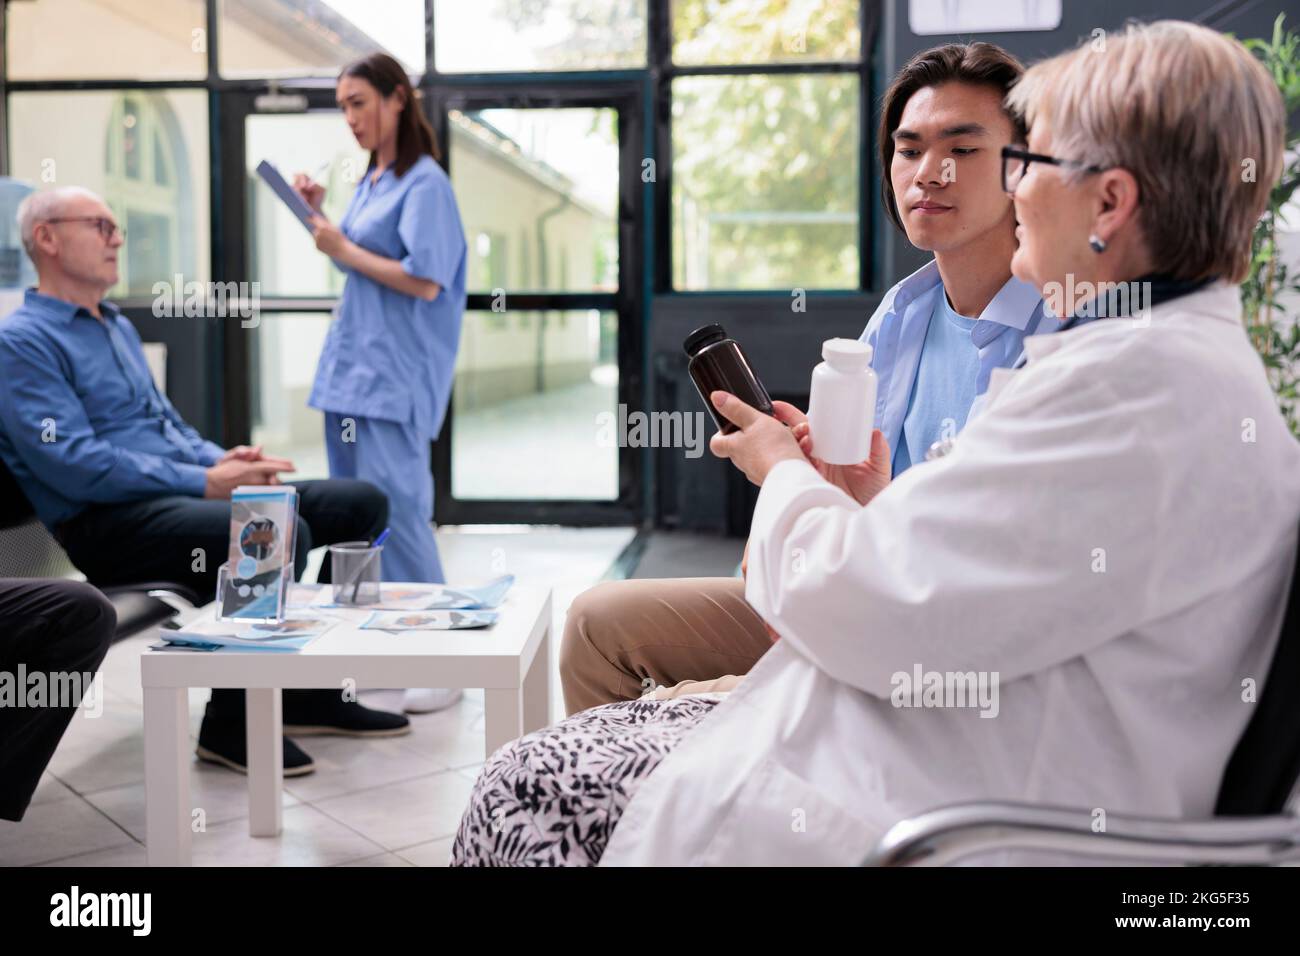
[16,186,106,259]
[1005,20,1284,284]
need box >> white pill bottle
[805,338,877,465]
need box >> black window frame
[424,79,646,526]
[651,0,880,295]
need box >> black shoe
[282,689,411,738]
[196,708,316,777]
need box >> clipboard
[255,159,324,234]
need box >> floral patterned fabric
[450,695,721,866]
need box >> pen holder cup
[330,541,384,606]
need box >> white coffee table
[140,582,553,866]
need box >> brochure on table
[156,614,337,653]
[218,485,298,622]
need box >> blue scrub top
[309,154,468,440]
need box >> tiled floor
[1,525,635,868]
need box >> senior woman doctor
[452,21,1300,866]
[296,53,468,713]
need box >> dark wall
[651,293,883,533]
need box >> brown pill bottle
[683,324,775,434]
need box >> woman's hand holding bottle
[772,400,891,507]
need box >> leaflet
[359,609,499,631]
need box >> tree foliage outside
[1241,14,1300,437]
[671,0,862,289]
[673,71,859,289]
[493,0,647,70]
[672,0,860,64]
[498,0,862,291]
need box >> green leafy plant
[1242,14,1300,437]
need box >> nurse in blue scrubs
[295,53,466,709]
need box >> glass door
[430,84,644,525]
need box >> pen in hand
[294,161,330,212]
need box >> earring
[1088,234,1107,253]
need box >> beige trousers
[559,576,772,715]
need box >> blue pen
[372,528,391,548]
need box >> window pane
[7,91,211,297]
[0,182,38,290]
[672,74,858,289]
[672,0,860,66]
[245,113,369,297]
[250,313,332,482]
[434,0,646,73]
[452,310,618,500]
[218,0,425,78]
[451,109,618,294]
[6,0,207,80]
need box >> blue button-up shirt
[0,290,223,528]
[309,154,467,440]
[860,260,1054,471]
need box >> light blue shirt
[859,260,1054,475]
[310,154,467,440]
[0,290,223,527]
[893,292,980,475]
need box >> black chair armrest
[97,582,204,644]
[98,581,203,609]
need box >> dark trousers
[0,579,115,821]
[56,479,387,723]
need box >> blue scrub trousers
[323,412,444,584]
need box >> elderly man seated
[0,186,408,777]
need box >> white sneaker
[402,687,463,713]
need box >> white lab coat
[602,282,1300,866]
